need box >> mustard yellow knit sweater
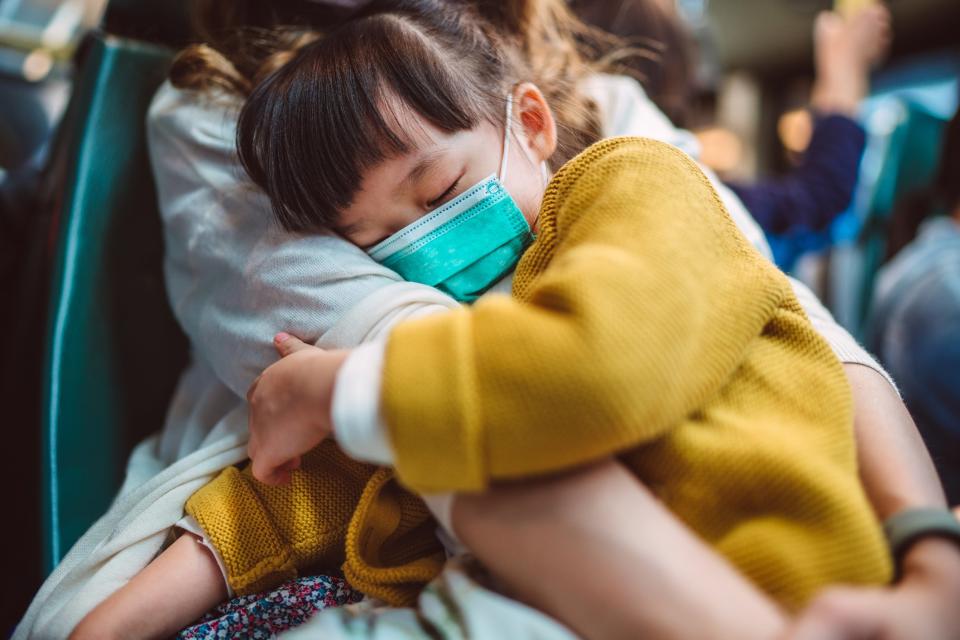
[186,137,890,610]
[185,441,445,604]
[383,137,891,609]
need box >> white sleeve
[147,82,458,397]
[330,301,452,464]
[788,276,898,393]
[331,341,393,465]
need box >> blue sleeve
[727,114,867,235]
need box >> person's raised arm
[726,5,891,236]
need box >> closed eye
[427,174,463,209]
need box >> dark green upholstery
[41,34,187,574]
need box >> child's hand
[246,333,349,485]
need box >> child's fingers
[260,468,290,486]
[251,454,286,486]
[274,332,313,357]
[250,446,301,485]
[249,440,277,481]
[246,374,262,405]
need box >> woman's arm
[726,5,891,236]
[788,273,947,510]
[846,363,946,517]
[727,115,866,235]
[453,460,788,640]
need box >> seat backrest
[41,33,187,573]
[853,100,948,331]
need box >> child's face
[335,84,557,250]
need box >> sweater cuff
[175,515,234,597]
[185,466,297,596]
[332,341,394,466]
[809,112,866,142]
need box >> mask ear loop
[502,91,550,188]
[498,93,513,182]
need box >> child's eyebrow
[399,149,445,194]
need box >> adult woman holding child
[17,2,960,639]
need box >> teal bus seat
[854,101,948,331]
[41,34,187,574]
[825,96,951,336]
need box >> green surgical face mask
[367,95,535,303]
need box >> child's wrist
[318,349,351,426]
[811,74,865,117]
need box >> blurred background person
[573,0,891,270]
[869,107,960,505]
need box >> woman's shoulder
[147,80,242,149]
[583,73,700,157]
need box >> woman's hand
[785,536,960,640]
[246,333,349,485]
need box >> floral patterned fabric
[178,575,363,639]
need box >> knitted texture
[185,440,444,604]
[383,137,891,610]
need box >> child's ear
[513,82,558,164]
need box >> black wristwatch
[883,507,960,579]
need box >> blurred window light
[778,108,814,155]
[0,0,106,53]
[678,0,708,25]
[22,47,53,81]
[0,0,108,79]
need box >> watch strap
[883,507,960,579]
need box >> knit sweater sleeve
[382,137,790,493]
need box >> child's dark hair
[230,0,607,234]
